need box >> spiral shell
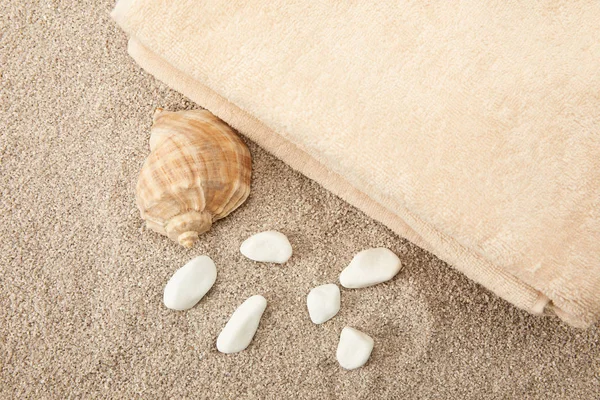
[136,109,252,247]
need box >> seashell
[136,109,252,248]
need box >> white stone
[336,327,374,370]
[163,255,217,311]
[306,284,340,324]
[240,231,293,264]
[217,295,267,354]
[339,248,401,288]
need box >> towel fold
[112,0,600,328]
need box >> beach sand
[0,1,598,398]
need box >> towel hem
[126,37,588,328]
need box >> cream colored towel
[112,0,600,328]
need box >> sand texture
[1,1,598,399]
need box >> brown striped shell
[136,109,252,248]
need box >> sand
[0,1,598,399]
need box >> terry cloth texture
[112,0,600,327]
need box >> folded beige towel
[112,0,600,328]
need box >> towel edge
[125,36,593,329]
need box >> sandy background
[1,1,598,399]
